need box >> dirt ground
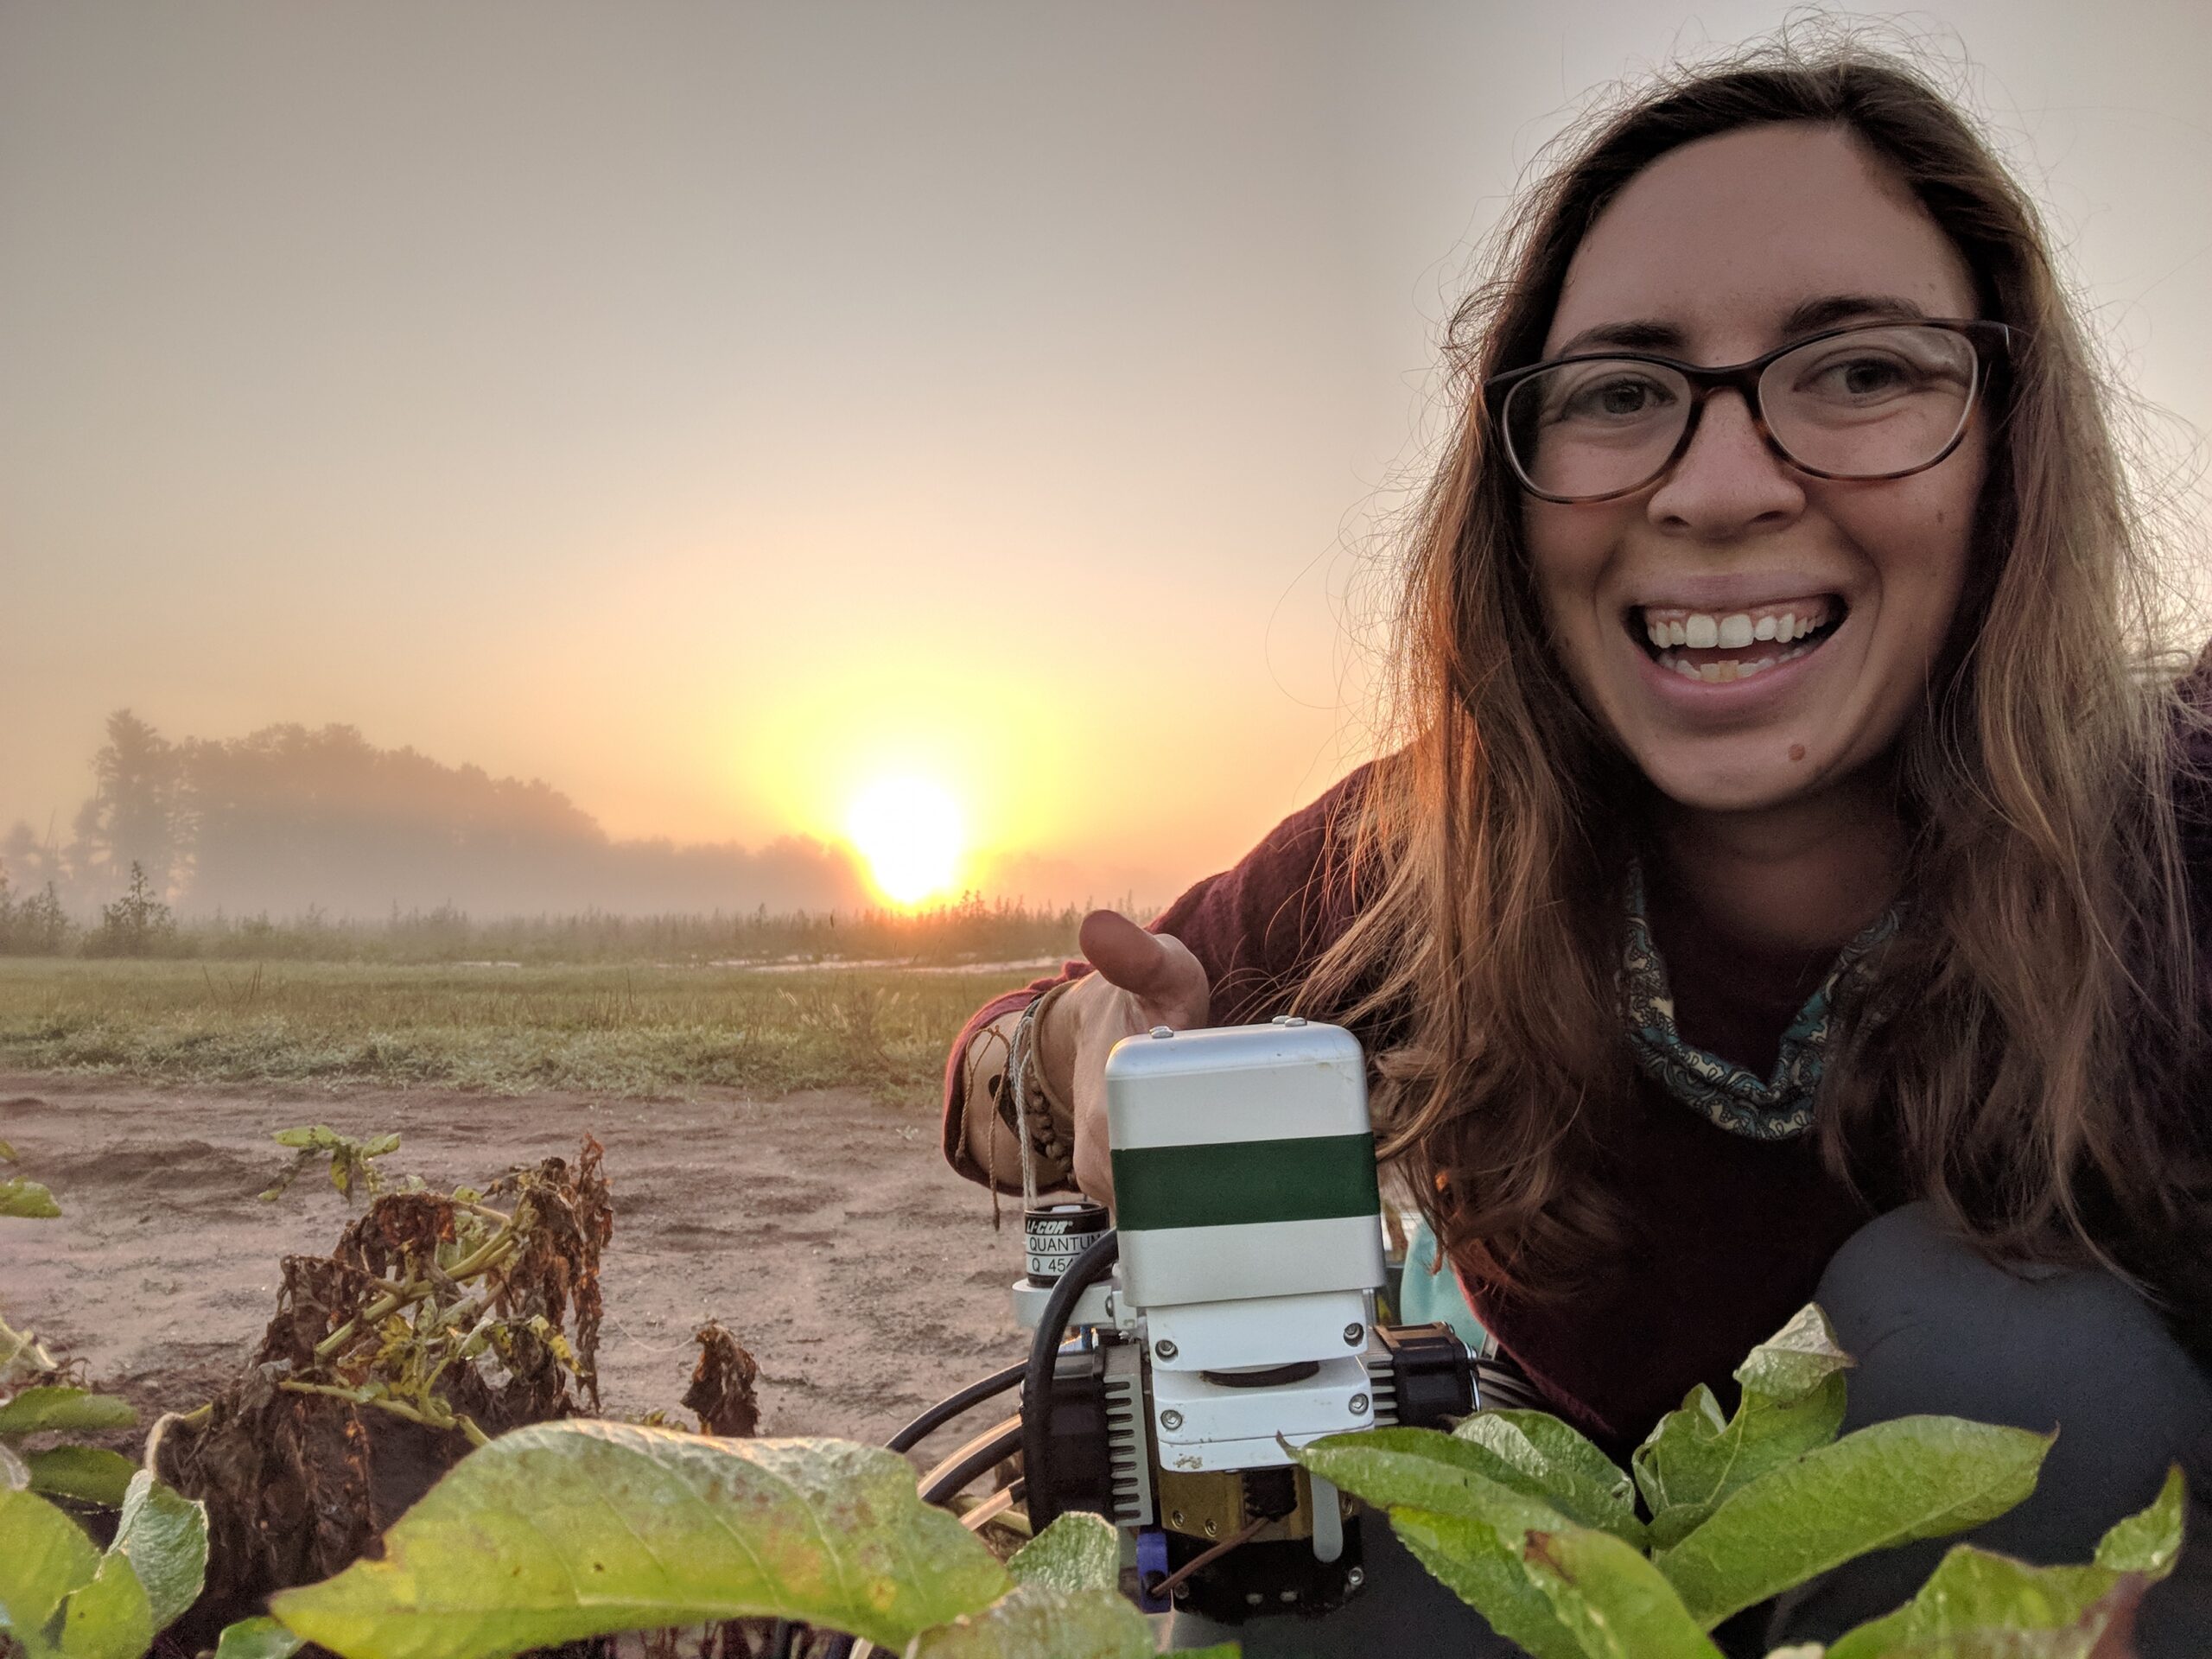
[0,1073,1036,1455]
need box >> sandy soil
[0,1073,1035,1455]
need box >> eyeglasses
[1484,320,2014,504]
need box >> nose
[1644,387,1804,539]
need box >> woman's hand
[1041,908,1211,1207]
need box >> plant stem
[313,1230,518,1361]
[141,1402,213,1476]
[0,1309,58,1377]
[278,1379,486,1446]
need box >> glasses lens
[1501,359,1692,499]
[1761,325,1979,479]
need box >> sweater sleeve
[938,763,1377,1188]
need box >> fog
[3,711,872,921]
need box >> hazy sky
[4,1,2208,906]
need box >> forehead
[1545,122,1979,357]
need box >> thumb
[1078,909,1208,1021]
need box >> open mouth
[1625,595,1847,686]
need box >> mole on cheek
[1789,743,1807,762]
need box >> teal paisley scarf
[1619,855,1904,1141]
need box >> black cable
[916,1414,1024,1507]
[885,1359,1027,1454]
[1473,1352,1548,1414]
[1020,1227,1119,1532]
[801,1236,1120,1659]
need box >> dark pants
[1168,1204,2212,1656]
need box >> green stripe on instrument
[1111,1133,1380,1231]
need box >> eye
[1796,350,1921,403]
[1550,368,1678,424]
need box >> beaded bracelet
[1003,981,1077,1204]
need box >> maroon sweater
[941,731,2212,1446]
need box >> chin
[1637,753,1821,817]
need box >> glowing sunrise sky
[3,2,2208,906]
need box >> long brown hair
[1293,35,2212,1323]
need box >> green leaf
[1825,1552,2113,1659]
[2094,1465,2186,1575]
[1291,1427,1576,1533]
[267,1421,1010,1659]
[907,1582,1154,1658]
[1518,1525,1726,1659]
[1387,1507,1588,1659]
[213,1617,308,1659]
[271,1126,343,1149]
[0,1388,140,1439]
[1452,1410,1644,1543]
[1733,1304,1853,1402]
[359,1134,403,1159]
[1007,1513,1120,1593]
[111,1471,209,1632]
[24,1449,137,1508]
[1290,1429,1588,1658]
[1,1177,61,1218]
[1654,1416,2051,1628]
[1824,1467,2187,1659]
[56,1551,152,1659]
[0,1486,101,1643]
[1635,1305,1852,1548]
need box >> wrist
[1033,976,1086,1113]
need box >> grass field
[0,957,1062,1103]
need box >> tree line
[0,711,876,940]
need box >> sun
[845,775,964,906]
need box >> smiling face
[1522,121,1988,817]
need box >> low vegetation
[0,884,1093,969]
[0,957,1046,1104]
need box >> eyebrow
[1549,293,1935,359]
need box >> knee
[1814,1203,2212,1561]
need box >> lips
[1620,598,1851,704]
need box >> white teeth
[1655,643,1812,680]
[1644,599,1842,683]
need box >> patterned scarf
[1618,855,1904,1141]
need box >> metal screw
[1349,1392,1370,1416]
[1154,1338,1179,1362]
[1203,1520,1218,1539]
[1245,1592,1264,1606]
[1169,1509,1185,1528]
[1160,1408,1185,1432]
[1342,1322,1364,1346]
[1346,1567,1366,1591]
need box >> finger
[1078,909,1176,995]
[1078,909,1208,1021]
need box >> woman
[941,39,2212,1656]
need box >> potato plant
[1289,1305,2186,1658]
[0,1133,2188,1659]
